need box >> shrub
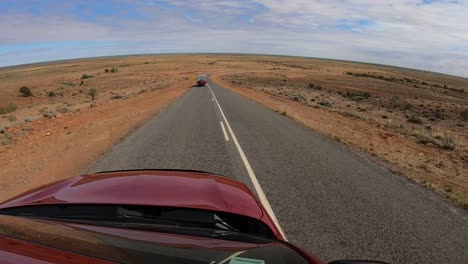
[0,103,18,114]
[390,96,412,110]
[104,69,109,73]
[439,136,456,150]
[7,115,17,122]
[343,91,371,101]
[39,107,48,113]
[413,132,436,145]
[139,89,148,94]
[81,74,93,80]
[48,91,56,97]
[19,86,33,97]
[56,106,68,114]
[408,116,423,124]
[88,88,99,100]
[0,133,12,145]
[308,83,322,90]
[79,81,84,86]
[318,100,332,107]
[110,67,118,73]
[461,109,468,122]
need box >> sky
[1,0,467,77]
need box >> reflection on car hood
[0,170,264,220]
[0,215,310,264]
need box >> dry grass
[210,56,467,206]
[0,54,466,206]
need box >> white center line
[220,121,229,141]
[208,85,287,240]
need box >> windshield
[0,204,276,240]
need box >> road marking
[220,121,229,141]
[208,85,287,240]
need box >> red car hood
[0,170,264,220]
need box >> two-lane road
[86,78,468,263]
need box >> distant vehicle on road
[196,74,208,86]
[0,170,388,264]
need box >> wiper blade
[35,214,238,232]
[31,214,183,226]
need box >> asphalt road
[86,78,468,264]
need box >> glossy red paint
[0,213,324,264]
[0,234,113,264]
[0,170,283,239]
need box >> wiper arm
[34,214,238,232]
[30,214,183,226]
[122,214,238,232]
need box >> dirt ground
[211,56,468,207]
[0,55,467,207]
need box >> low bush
[7,115,17,122]
[343,91,371,101]
[48,91,56,97]
[308,83,322,90]
[390,96,412,110]
[439,136,456,150]
[81,74,93,80]
[408,116,423,124]
[0,103,18,114]
[413,132,436,145]
[19,86,33,97]
[0,133,13,145]
[56,106,69,114]
[39,107,48,113]
[88,88,99,100]
[318,100,332,107]
[461,109,468,122]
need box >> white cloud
[0,0,467,76]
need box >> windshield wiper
[33,214,238,232]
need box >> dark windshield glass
[0,204,275,239]
[0,215,309,264]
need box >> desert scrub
[88,88,99,100]
[413,131,437,145]
[39,107,48,113]
[0,133,13,145]
[0,103,18,114]
[343,91,371,101]
[390,96,412,110]
[308,83,322,90]
[408,116,423,124]
[48,91,56,97]
[7,115,17,122]
[56,106,69,114]
[439,135,456,150]
[81,74,93,79]
[19,86,33,97]
[461,109,468,122]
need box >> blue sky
[0,0,467,76]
